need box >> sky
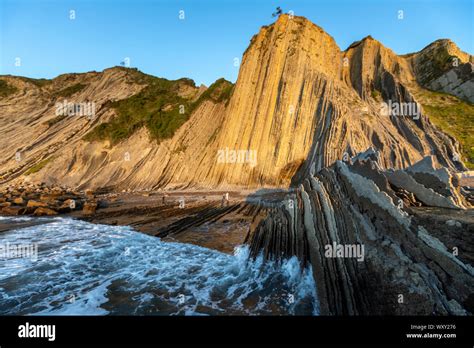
[1,0,472,86]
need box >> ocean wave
[0,218,318,315]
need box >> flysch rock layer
[0,15,470,190]
[247,158,474,315]
[1,14,472,316]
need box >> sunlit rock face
[0,15,469,191]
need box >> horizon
[1,0,473,86]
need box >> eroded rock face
[428,63,474,103]
[409,38,473,103]
[247,157,473,315]
[0,14,471,316]
[0,15,469,190]
[0,182,86,217]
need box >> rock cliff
[246,155,473,315]
[0,15,471,190]
[0,14,472,316]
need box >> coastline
[0,188,290,254]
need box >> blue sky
[1,0,472,86]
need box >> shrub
[0,79,18,98]
[84,71,233,145]
[53,83,87,98]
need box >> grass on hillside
[84,71,233,145]
[25,157,54,175]
[53,83,87,99]
[417,89,474,169]
[0,79,18,98]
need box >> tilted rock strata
[0,15,470,190]
[247,158,473,315]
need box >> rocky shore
[246,155,474,315]
[1,156,473,315]
[0,182,99,217]
[0,184,272,254]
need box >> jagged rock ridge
[246,155,473,315]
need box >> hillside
[0,14,472,190]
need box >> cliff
[0,15,471,190]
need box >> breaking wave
[0,217,318,315]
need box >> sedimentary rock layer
[247,157,473,315]
[0,15,471,190]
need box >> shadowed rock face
[247,157,473,315]
[0,15,470,190]
[410,39,473,100]
[427,62,474,103]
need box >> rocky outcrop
[247,157,473,315]
[0,14,471,317]
[0,182,87,217]
[408,39,474,102]
[0,15,470,190]
[427,63,474,103]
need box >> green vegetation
[25,157,54,175]
[371,90,381,100]
[0,79,18,98]
[195,78,233,104]
[17,77,52,88]
[84,71,233,145]
[417,89,474,169]
[53,83,87,98]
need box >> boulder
[21,206,37,215]
[82,201,98,215]
[27,200,49,208]
[85,189,95,199]
[13,197,24,205]
[404,156,467,208]
[33,207,58,216]
[385,170,460,209]
[57,199,79,213]
[1,206,23,215]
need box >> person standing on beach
[221,193,229,207]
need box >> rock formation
[409,39,474,102]
[246,155,473,315]
[0,14,472,316]
[0,15,471,190]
